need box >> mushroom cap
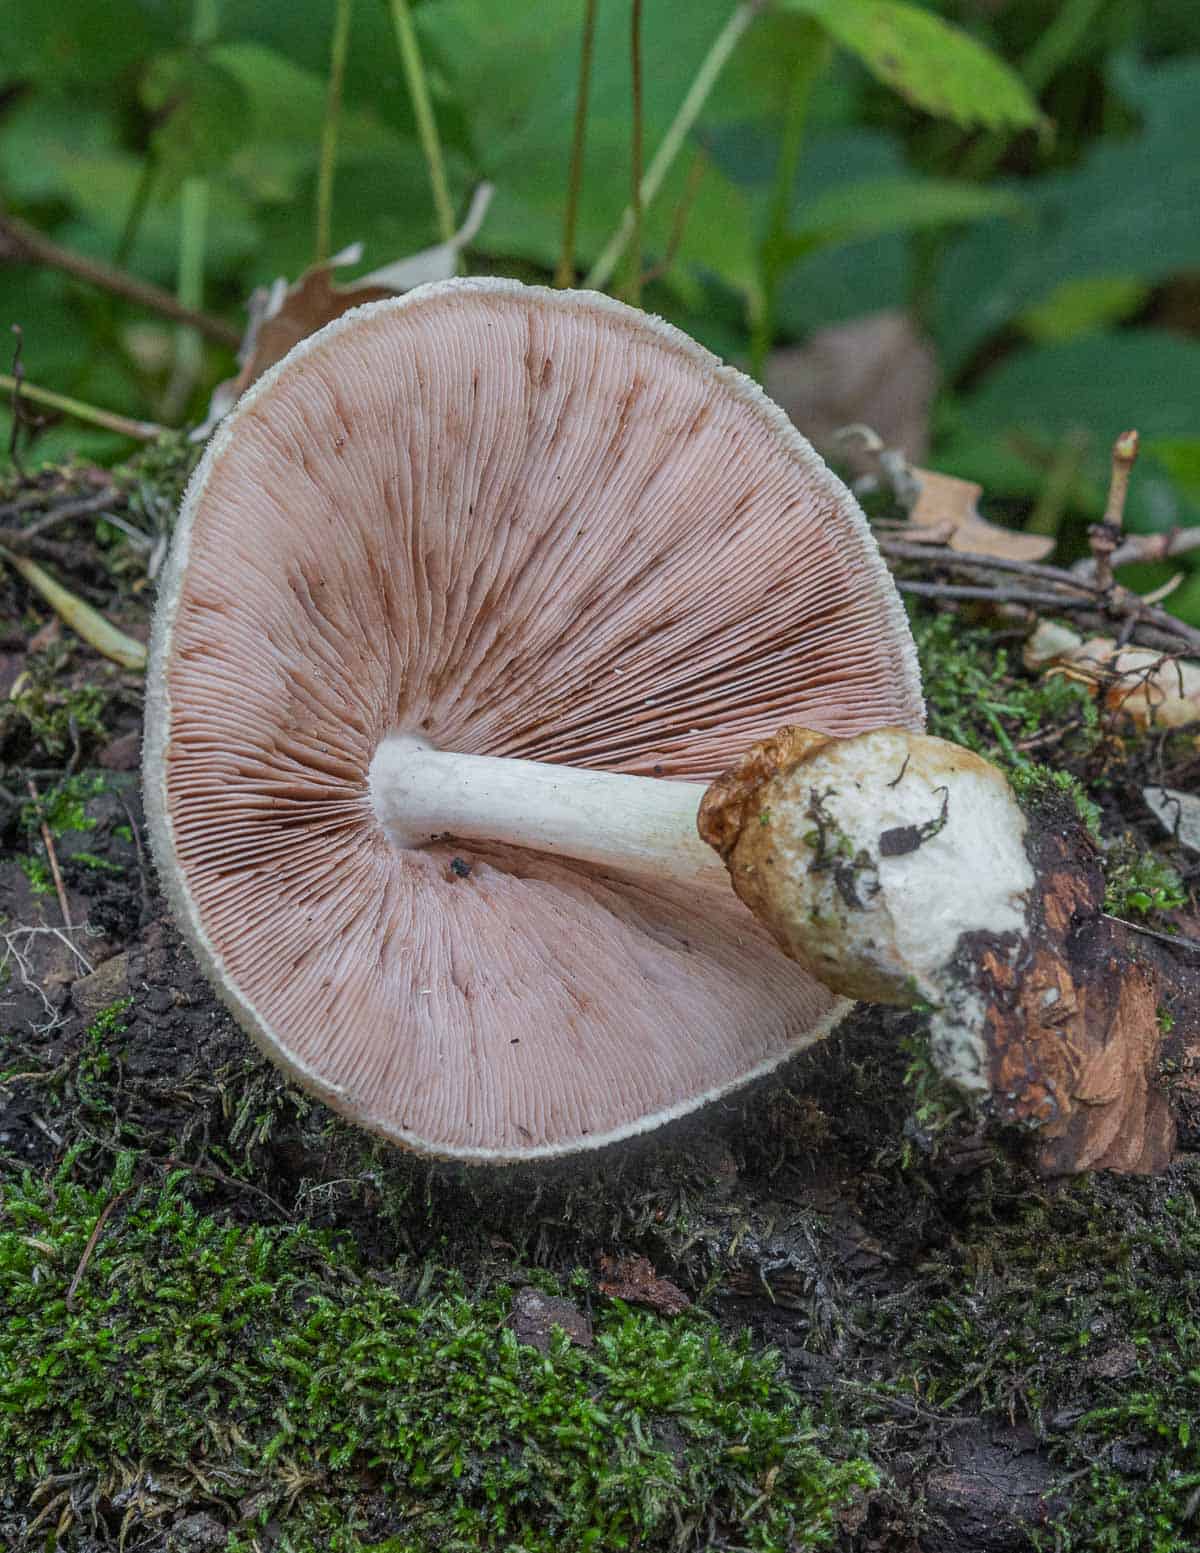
[143,278,923,1162]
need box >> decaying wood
[967,804,1199,1175]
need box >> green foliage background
[2,0,1199,617]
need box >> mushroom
[144,277,923,1162]
[697,726,1035,1095]
[696,723,1199,1178]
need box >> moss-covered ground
[2,440,1200,1552]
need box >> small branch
[585,0,763,291]
[18,489,118,541]
[25,778,73,931]
[877,536,1094,591]
[66,1188,133,1310]
[1103,428,1139,530]
[0,213,240,347]
[1101,914,1200,955]
[316,0,354,264]
[1110,528,1200,570]
[0,372,162,443]
[556,0,598,288]
[640,150,706,287]
[1089,429,1139,593]
[626,0,644,307]
[388,0,456,244]
[895,578,1100,612]
[162,1155,294,1220]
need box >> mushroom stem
[369,735,726,887]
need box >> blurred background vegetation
[2,0,1199,618]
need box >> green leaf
[1018,276,1148,344]
[772,129,911,334]
[44,153,258,280]
[417,0,760,296]
[778,0,1043,131]
[941,331,1200,531]
[140,50,252,195]
[781,176,1022,261]
[936,56,1200,371]
[2,0,187,95]
[1144,439,1200,505]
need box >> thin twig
[19,489,117,540]
[25,778,72,931]
[640,150,707,287]
[627,0,644,306]
[388,0,456,243]
[556,0,599,288]
[1103,429,1139,530]
[0,372,163,441]
[7,325,37,474]
[895,579,1107,611]
[115,789,153,916]
[162,1155,294,1220]
[0,214,240,347]
[1090,429,1140,592]
[1108,527,1200,570]
[1102,915,1200,954]
[876,536,1095,591]
[585,0,763,291]
[66,1188,133,1310]
[316,0,353,264]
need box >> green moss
[862,1174,1200,1553]
[1,665,110,762]
[1104,845,1189,919]
[0,1155,875,1551]
[18,772,106,838]
[17,853,53,896]
[65,849,122,874]
[1008,762,1103,839]
[912,610,1100,769]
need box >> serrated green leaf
[936,56,1200,371]
[779,0,1043,132]
[781,176,1022,261]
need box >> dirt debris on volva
[3,445,1200,1552]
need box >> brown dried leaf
[195,186,492,438]
[908,467,1055,561]
[1024,621,1200,729]
[767,311,938,470]
[597,1254,690,1316]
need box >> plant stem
[388,0,456,244]
[585,0,762,292]
[168,0,220,420]
[627,0,644,306]
[316,0,354,264]
[556,0,598,287]
[113,154,158,271]
[749,20,829,381]
[169,178,209,412]
[0,547,149,670]
[0,215,239,347]
[0,374,164,440]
